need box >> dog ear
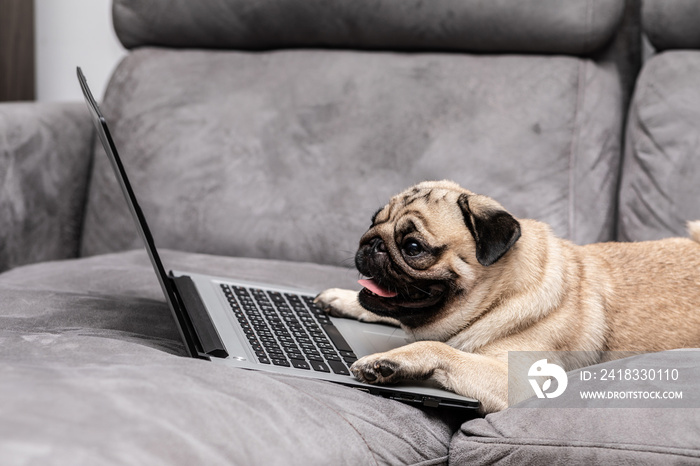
[457,194,521,266]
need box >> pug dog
[315,180,700,413]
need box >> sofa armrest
[0,102,94,273]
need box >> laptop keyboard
[220,284,358,375]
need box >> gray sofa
[1,0,699,464]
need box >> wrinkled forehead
[373,185,466,227]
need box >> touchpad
[332,318,411,357]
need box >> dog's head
[355,180,521,329]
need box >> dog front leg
[351,341,508,414]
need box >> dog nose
[371,238,387,254]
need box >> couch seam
[409,455,450,466]
[457,436,700,459]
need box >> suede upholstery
[618,51,700,241]
[80,47,626,263]
[0,250,465,464]
[450,352,700,464]
[0,102,93,273]
[643,0,700,50]
[113,0,624,54]
[1,0,700,464]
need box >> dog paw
[351,354,403,384]
[314,288,364,319]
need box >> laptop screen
[77,67,199,357]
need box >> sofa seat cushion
[0,250,467,464]
[451,350,700,464]
[618,51,700,241]
[82,47,626,264]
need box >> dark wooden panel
[0,0,35,101]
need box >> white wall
[35,0,127,102]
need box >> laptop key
[328,360,350,376]
[290,359,311,370]
[310,361,330,373]
[321,324,353,353]
[272,358,290,367]
[305,352,324,362]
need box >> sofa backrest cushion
[80,47,626,265]
[617,1,700,242]
[113,0,624,55]
[643,0,700,51]
[618,53,700,241]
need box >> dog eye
[403,240,423,257]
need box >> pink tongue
[358,279,398,298]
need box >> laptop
[77,67,479,411]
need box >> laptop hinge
[170,274,229,359]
